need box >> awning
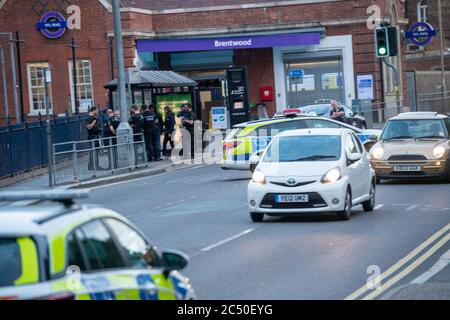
[105,70,197,89]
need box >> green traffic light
[378,47,387,55]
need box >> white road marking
[200,229,255,252]
[410,248,450,284]
[345,223,450,300]
[165,180,178,185]
[406,204,420,211]
[189,195,198,199]
[374,204,384,210]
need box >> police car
[221,110,380,171]
[0,190,195,300]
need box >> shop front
[135,31,330,127]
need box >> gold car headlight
[252,171,266,184]
[433,146,446,159]
[371,147,385,160]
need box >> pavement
[58,163,449,300]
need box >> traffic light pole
[381,58,401,114]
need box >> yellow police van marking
[152,274,176,300]
[14,237,39,285]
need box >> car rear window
[0,238,39,287]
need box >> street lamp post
[111,0,134,167]
[69,38,80,115]
[11,32,25,123]
[44,67,53,187]
[438,0,447,112]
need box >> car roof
[278,128,350,137]
[390,112,447,120]
[0,204,115,237]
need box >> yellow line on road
[363,232,450,300]
[344,223,450,300]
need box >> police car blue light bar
[0,190,90,202]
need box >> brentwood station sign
[137,32,321,53]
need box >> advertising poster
[356,74,374,100]
[155,93,192,115]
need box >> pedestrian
[177,103,196,159]
[102,109,114,146]
[162,105,175,156]
[329,100,346,123]
[86,106,101,170]
[129,105,144,141]
[142,104,155,162]
[150,104,163,161]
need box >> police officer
[110,111,121,143]
[86,106,101,170]
[153,105,163,161]
[329,100,346,123]
[129,105,144,141]
[177,103,196,159]
[142,104,155,162]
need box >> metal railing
[51,134,147,185]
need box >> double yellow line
[345,223,450,300]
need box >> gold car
[370,112,450,183]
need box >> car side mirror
[368,134,378,141]
[249,154,260,165]
[161,249,189,277]
[347,152,362,162]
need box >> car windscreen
[263,135,341,162]
[226,127,243,139]
[302,105,331,116]
[381,119,447,140]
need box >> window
[351,133,363,154]
[27,63,52,114]
[104,219,149,268]
[345,134,358,155]
[304,119,341,129]
[0,239,22,287]
[67,233,87,272]
[75,220,124,271]
[417,0,428,22]
[69,59,94,113]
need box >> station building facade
[0,0,409,125]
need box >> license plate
[275,194,309,203]
[393,165,421,172]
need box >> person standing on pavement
[150,104,163,161]
[87,106,101,170]
[177,103,196,159]
[162,106,175,156]
[329,100,346,123]
[142,104,155,162]
[103,109,114,146]
[129,105,144,141]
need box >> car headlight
[433,146,446,158]
[321,168,341,184]
[252,171,266,184]
[371,147,384,160]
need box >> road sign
[288,69,304,78]
[405,22,436,46]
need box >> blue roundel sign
[405,22,436,46]
[36,11,68,39]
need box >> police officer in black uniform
[141,104,156,162]
[177,103,196,159]
[329,100,346,123]
[129,105,144,141]
[87,106,101,170]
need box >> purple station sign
[136,33,321,53]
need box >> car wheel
[337,188,352,220]
[362,181,375,212]
[250,212,264,222]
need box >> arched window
[417,0,428,22]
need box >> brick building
[0,0,410,125]
[404,0,450,113]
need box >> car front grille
[388,155,427,161]
[269,180,316,188]
[260,192,327,209]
